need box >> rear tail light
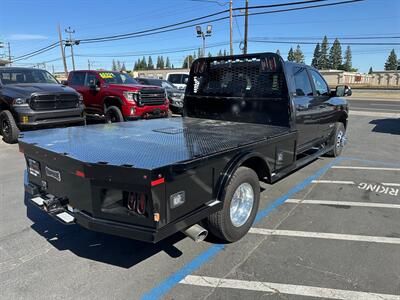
[126,192,147,215]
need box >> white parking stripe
[312,180,355,184]
[286,199,400,209]
[350,110,400,118]
[332,166,400,171]
[382,183,400,187]
[248,228,400,244]
[180,276,400,300]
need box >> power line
[11,0,365,61]
[249,39,400,46]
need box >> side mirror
[335,85,352,97]
[89,81,101,92]
[61,80,68,85]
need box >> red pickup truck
[67,70,168,122]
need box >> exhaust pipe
[182,224,208,242]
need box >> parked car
[21,53,350,243]
[0,67,85,144]
[66,71,168,122]
[135,77,184,114]
[166,72,189,91]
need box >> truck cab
[67,71,169,122]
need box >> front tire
[326,122,346,157]
[206,167,260,243]
[0,110,20,144]
[105,106,124,123]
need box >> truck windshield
[0,69,59,85]
[99,72,138,84]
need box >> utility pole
[88,59,90,70]
[7,42,12,66]
[58,24,68,76]
[65,26,76,71]
[52,65,55,74]
[243,0,248,55]
[229,0,233,55]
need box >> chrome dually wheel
[230,182,254,227]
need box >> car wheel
[326,122,346,157]
[206,166,260,243]
[0,110,20,144]
[105,106,124,123]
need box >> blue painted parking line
[140,157,343,300]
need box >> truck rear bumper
[25,183,222,243]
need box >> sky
[1,0,399,73]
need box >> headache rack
[30,93,79,111]
[138,89,166,106]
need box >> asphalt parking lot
[1,98,400,299]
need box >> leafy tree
[319,36,330,69]
[276,49,281,56]
[368,67,373,74]
[293,45,305,63]
[311,43,321,69]
[384,49,398,70]
[287,47,295,61]
[342,46,352,71]
[165,57,171,68]
[147,56,154,69]
[329,38,342,70]
[112,59,117,71]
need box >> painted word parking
[149,158,400,300]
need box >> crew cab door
[292,66,320,150]
[83,72,103,114]
[308,69,336,140]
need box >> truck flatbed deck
[20,117,290,169]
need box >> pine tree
[218,49,223,56]
[276,49,281,56]
[208,52,212,57]
[384,49,398,70]
[223,49,227,56]
[156,56,161,69]
[182,55,195,69]
[311,43,321,69]
[319,36,330,70]
[165,57,171,68]
[121,62,126,72]
[342,46,352,71]
[133,61,138,70]
[287,47,295,61]
[197,48,202,58]
[112,59,117,71]
[171,64,174,69]
[141,56,147,70]
[368,67,373,74]
[147,56,154,69]
[293,45,305,64]
[116,60,121,71]
[159,56,165,69]
[329,38,342,70]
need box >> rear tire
[206,166,260,243]
[105,106,124,123]
[326,122,346,157]
[0,110,20,144]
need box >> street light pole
[196,25,212,58]
[229,0,233,55]
[243,0,248,55]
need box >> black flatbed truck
[20,53,350,243]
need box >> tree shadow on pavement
[369,118,400,135]
[24,193,185,269]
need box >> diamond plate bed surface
[20,117,289,169]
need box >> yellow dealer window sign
[99,72,115,79]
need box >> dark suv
[0,67,85,143]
